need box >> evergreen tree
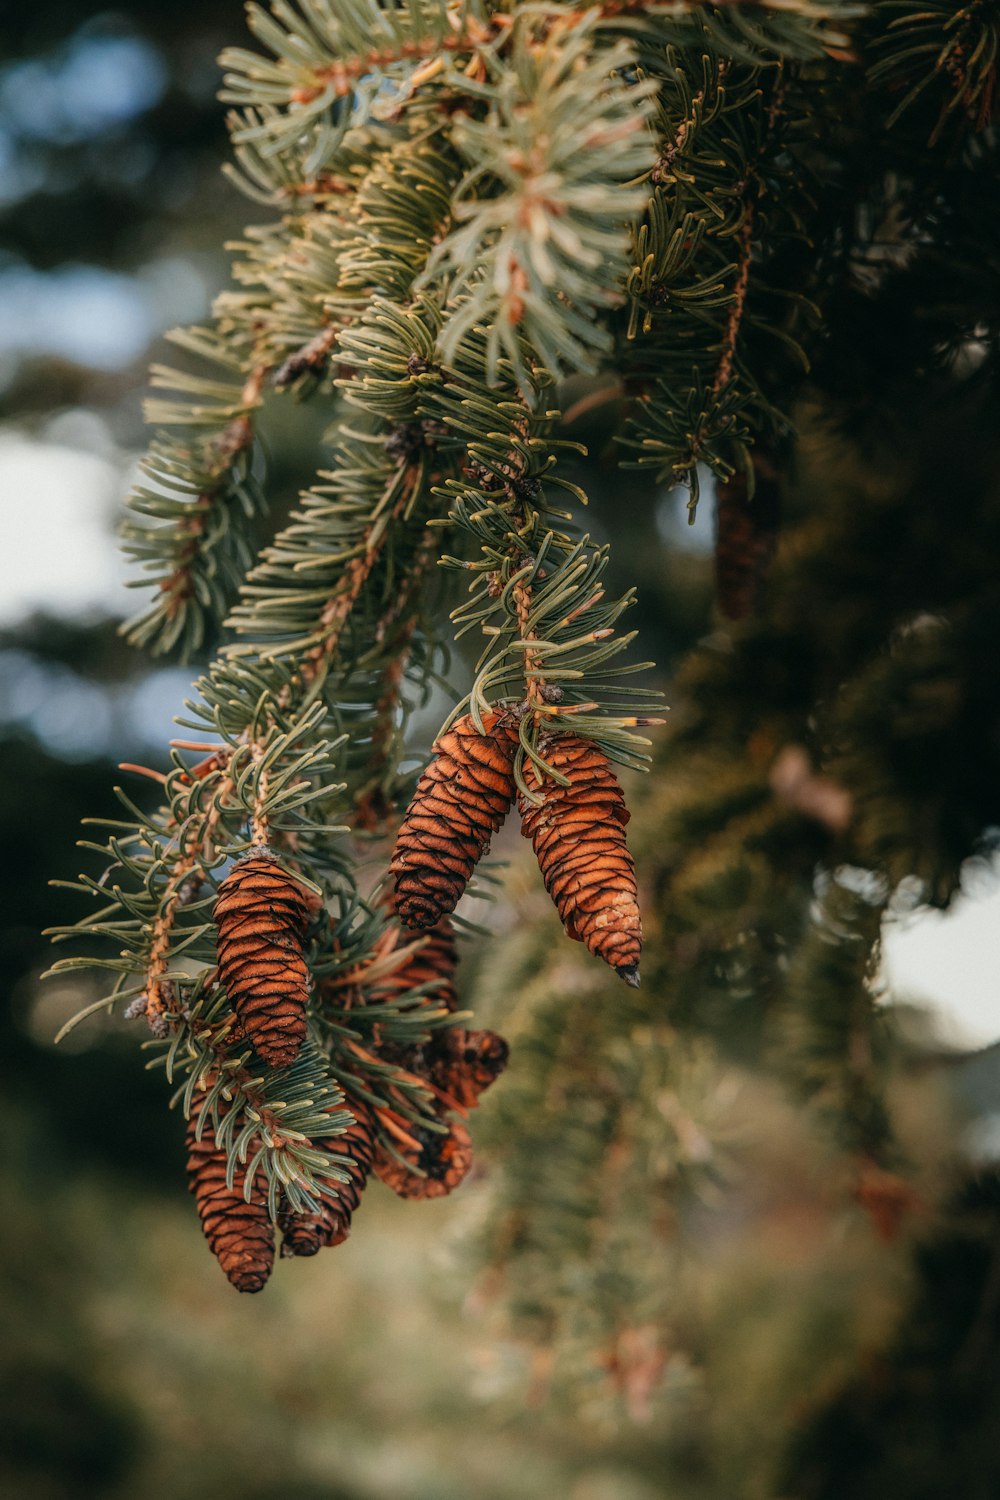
[46,1,1000,1457]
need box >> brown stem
[709,208,754,401]
[274,327,342,390]
[286,0,664,111]
[513,577,546,711]
[143,751,240,1028]
[145,842,204,1028]
[284,462,422,708]
[686,71,785,474]
[288,13,502,105]
[250,742,270,847]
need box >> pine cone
[427,1027,509,1110]
[366,913,506,1104]
[214,849,320,1068]
[363,909,506,1112]
[279,1100,376,1258]
[519,735,642,985]
[714,461,780,622]
[186,1097,274,1293]
[404,920,460,1011]
[371,917,459,1015]
[374,1117,473,1200]
[389,711,517,929]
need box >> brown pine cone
[404,920,460,1011]
[374,1116,473,1201]
[186,1096,274,1293]
[519,735,642,985]
[372,917,460,1015]
[364,912,507,1109]
[427,1027,509,1110]
[366,911,506,1103]
[214,849,321,1068]
[279,1100,377,1258]
[389,711,517,929]
[714,461,780,622]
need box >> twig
[513,577,546,711]
[710,208,754,400]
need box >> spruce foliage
[47,0,999,1315]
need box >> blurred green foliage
[4,5,1000,1498]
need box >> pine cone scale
[429,1027,509,1108]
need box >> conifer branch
[871,0,998,143]
[352,523,438,827]
[122,349,270,657]
[52,0,943,1298]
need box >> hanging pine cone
[519,734,642,985]
[401,919,460,1011]
[714,459,780,622]
[214,849,320,1068]
[376,1025,508,1112]
[359,911,506,1129]
[428,1026,509,1110]
[370,916,460,1015]
[374,1116,474,1201]
[186,1096,274,1293]
[389,711,517,929]
[364,911,506,1106]
[279,1100,377,1258]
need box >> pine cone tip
[396,894,444,931]
[230,1266,271,1294]
[280,1236,321,1259]
[618,963,641,988]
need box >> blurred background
[4,6,1000,1499]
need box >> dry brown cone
[278,1100,377,1258]
[389,710,517,929]
[403,920,459,1011]
[368,916,460,1016]
[376,1023,508,1114]
[426,1027,509,1110]
[214,848,321,1068]
[373,1115,474,1201]
[519,734,642,986]
[364,912,507,1107]
[714,461,780,622]
[186,1095,274,1293]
